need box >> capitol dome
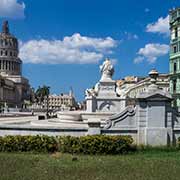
[0,21,22,76]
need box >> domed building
[0,21,30,108]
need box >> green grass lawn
[1,151,180,180]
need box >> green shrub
[0,135,134,154]
[0,135,58,153]
[58,135,134,154]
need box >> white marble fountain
[0,59,176,147]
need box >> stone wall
[87,90,177,146]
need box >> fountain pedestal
[86,59,122,113]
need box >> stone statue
[2,21,9,34]
[85,88,96,97]
[100,58,114,81]
[85,83,100,97]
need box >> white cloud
[19,33,117,64]
[133,56,144,64]
[0,0,25,19]
[63,33,116,52]
[124,32,139,40]
[134,43,169,64]
[146,15,169,36]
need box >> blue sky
[0,0,179,101]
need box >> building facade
[116,73,169,98]
[116,73,169,106]
[0,21,30,108]
[43,92,77,110]
[169,8,180,106]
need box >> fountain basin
[57,111,82,121]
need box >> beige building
[116,73,169,105]
[0,21,30,108]
[43,92,77,110]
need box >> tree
[35,85,50,117]
[35,85,50,104]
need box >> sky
[0,0,179,101]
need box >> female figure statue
[100,58,114,81]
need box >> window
[5,40,8,46]
[9,40,12,46]
[173,79,177,92]
[174,62,177,72]
[175,27,178,38]
[174,46,177,53]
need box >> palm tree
[35,85,50,117]
[35,86,50,103]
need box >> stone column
[7,61,9,71]
[10,61,12,71]
[87,119,101,135]
[177,78,180,93]
[86,96,97,112]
